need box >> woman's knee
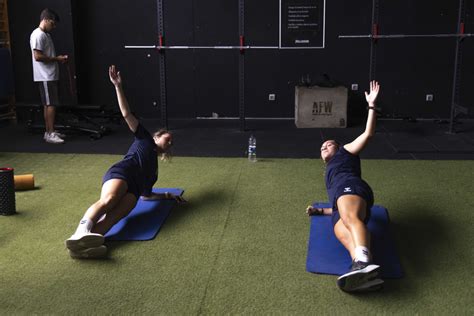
[337,195,367,226]
[339,210,365,229]
[99,193,121,209]
[92,194,136,234]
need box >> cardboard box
[295,85,348,128]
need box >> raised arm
[344,81,380,155]
[109,65,139,133]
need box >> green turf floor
[0,152,473,314]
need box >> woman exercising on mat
[306,81,383,292]
[65,65,185,259]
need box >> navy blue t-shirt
[325,147,370,208]
[103,123,158,197]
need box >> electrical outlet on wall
[269,94,276,101]
[426,94,433,102]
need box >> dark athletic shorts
[102,166,140,200]
[331,180,374,227]
[38,81,60,106]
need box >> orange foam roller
[14,174,35,190]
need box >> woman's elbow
[365,131,375,138]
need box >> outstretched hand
[109,65,122,87]
[57,55,68,64]
[173,195,187,204]
[306,205,323,216]
[164,192,187,204]
[365,80,380,105]
[141,192,187,203]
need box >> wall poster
[280,0,326,48]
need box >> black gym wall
[460,0,474,118]
[7,0,473,120]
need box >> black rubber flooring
[1,117,474,160]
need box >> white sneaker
[45,132,65,144]
[68,245,108,259]
[337,263,380,292]
[52,131,66,138]
[65,233,104,251]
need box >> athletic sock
[74,217,94,235]
[354,246,371,263]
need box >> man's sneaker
[68,245,107,259]
[45,132,65,144]
[337,260,381,292]
[351,278,384,292]
[51,131,66,138]
[65,233,104,251]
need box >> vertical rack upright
[0,0,16,122]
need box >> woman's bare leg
[92,193,137,235]
[336,194,370,253]
[334,219,356,259]
[69,179,128,238]
[83,179,129,223]
[66,179,133,256]
[334,195,381,292]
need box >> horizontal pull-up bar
[339,33,473,39]
[125,45,285,49]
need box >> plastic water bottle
[248,135,257,162]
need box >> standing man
[30,8,68,144]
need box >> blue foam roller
[306,203,403,278]
[105,188,184,241]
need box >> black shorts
[331,180,374,226]
[102,166,140,200]
[38,81,59,106]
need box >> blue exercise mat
[105,188,184,241]
[306,203,403,278]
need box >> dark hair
[153,129,170,138]
[40,9,60,23]
[153,129,172,161]
[323,139,341,148]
